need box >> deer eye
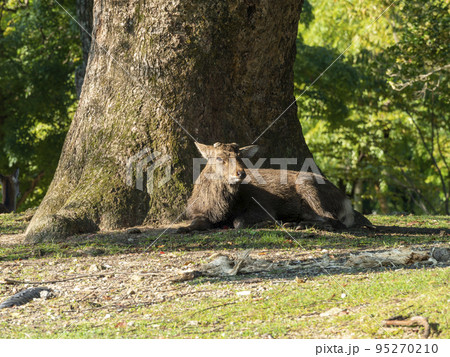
[216,157,224,163]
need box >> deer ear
[13,168,19,179]
[239,145,259,158]
[195,142,213,159]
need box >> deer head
[195,142,259,184]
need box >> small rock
[236,290,251,296]
[131,274,144,282]
[126,289,136,295]
[432,247,450,262]
[320,307,344,317]
[88,264,99,272]
[261,333,274,339]
[39,290,51,299]
[126,228,141,234]
[88,264,104,273]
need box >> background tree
[25,0,313,241]
[0,0,80,209]
[294,0,449,215]
[1,0,447,235]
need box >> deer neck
[189,171,240,223]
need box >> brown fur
[179,143,366,232]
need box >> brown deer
[0,169,20,213]
[178,142,372,233]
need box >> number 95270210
[375,343,438,354]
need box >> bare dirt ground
[0,216,449,338]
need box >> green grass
[1,214,448,262]
[370,215,449,228]
[0,213,448,338]
[0,212,28,235]
[0,267,448,338]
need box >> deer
[0,168,20,213]
[178,142,372,233]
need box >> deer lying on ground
[0,169,20,213]
[178,143,372,233]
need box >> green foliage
[0,0,80,210]
[0,0,448,216]
[295,0,449,214]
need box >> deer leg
[233,208,277,229]
[296,217,344,231]
[177,217,212,233]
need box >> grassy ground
[0,213,448,338]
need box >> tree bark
[75,0,94,97]
[26,0,312,242]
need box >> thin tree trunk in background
[374,182,389,214]
[407,110,449,215]
[26,0,313,242]
[353,178,363,213]
[16,171,44,209]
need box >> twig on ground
[2,272,159,285]
[383,316,431,338]
[190,302,237,317]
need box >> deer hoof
[251,220,274,229]
[233,218,245,229]
[295,224,306,231]
[282,222,296,229]
[176,226,191,234]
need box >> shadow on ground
[1,215,448,271]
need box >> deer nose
[237,170,246,180]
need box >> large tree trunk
[26,0,312,242]
[75,0,94,97]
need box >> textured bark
[75,0,94,97]
[26,0,313,241]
